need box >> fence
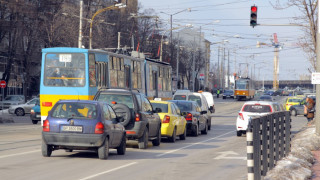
[247,111,291,180]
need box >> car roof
[150,100,170,104]
[168,100,195,104]
[243,101,275,105]
[98,88,138,95]
[57,100,99,104]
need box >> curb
[0,117,14,123]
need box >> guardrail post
[261,116,268,176]
[274,113,280,162]
[285,111,291,154]
[269,114,275,169]
[247,119,254,180]
[253,118,261,180]
[279,112,285,158]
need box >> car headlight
[30,109,35,114]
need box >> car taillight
[43,120,50,132]
[95,122,104,134]
[163,115,170,123]
[186,113,193,121]
[286,104,292,106]
[238,113,244,120]
[135,113,141,122]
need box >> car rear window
[151,103,168,113]
[259,96,271,100]
[188,95,202,106]
[52,102,97,119]
[242,104,272,113]
[174,95,187,100]
[97,93,134,108]
[175,102,192,112]
[288,99,302,103]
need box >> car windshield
[188,95,202,106]
[288,99,302,103]
[175,102,192,112]
[4,96,22,101]
[52,102,97,119]
[174,95,187,100]
[260,96,271,100]
[242,104,272,113]
[151,103,168,113]
[225,90,233,93]
[97,93,134,108]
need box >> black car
[259,95,273,101]
[222,90,234,99]
[94,88,162,149]
[168,100,208,136]
[42,100,126,160]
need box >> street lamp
[89,3,126,49]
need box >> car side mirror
[201,111,207,115]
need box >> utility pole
[273,33,280,90]
[78,0,83,48]
[316,1,320,135]
[227,50,230,89]
[217,47,220,89]
[221,48,225,89]
[176,33,180,90]
[199,26,202,90]
[192,37,196,92]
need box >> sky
[138,0,310,81]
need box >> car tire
[32,120,38,124]
[291,109,297,116]
[223,96,226,99]
[138,127,149,149]
[179,126,187,140]
[41,140,52,157]
[152,126,161,146]
[168,128,176,143]
[208,120,211,130]
[98,137,109,160]
[236,131,242,137]
[112,104,132,127]
[15,108,25,116]
[192,124,199,137]
[201,122,208,135]
[117,134,126,155]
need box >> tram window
[89,54,96,87]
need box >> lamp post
[89,3,126,49]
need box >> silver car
[0,95,25,110]
[9,98,38,116]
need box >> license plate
[62,126,83,132]
[36,115,40,118]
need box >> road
[0,97,306,180]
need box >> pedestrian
[304,97,315,124]
[217,89,220,98]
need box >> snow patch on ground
[265,123,320,180]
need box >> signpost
[0,80,6,115]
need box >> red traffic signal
[250,6,258,27]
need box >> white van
[173,91,212,130]
[199,92,215,113]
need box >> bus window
[89,54,96,87]
[44,53,85,87]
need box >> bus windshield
[235,81,248,90]
[44,53,85,87]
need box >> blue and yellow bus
[40,47,172,124]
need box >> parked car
[30,99,41,124]
[0,95,25,109]
[289,97,315,116]
[150,100,187,142]
[9,97,39,116]
[284,97,303,111]
[168,100,208,136]
[236,101,284,137]
[173,91,212,130]
[264,90,274,96]
[259,95,273,101]
[222,90,234,99]
[93,88,162,149]
[200,91,215,113]
[41,100,126,159]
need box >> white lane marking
[79,162,137,180]
[156,131,234,157]
[214,151,247,160]
[0,149,40,159]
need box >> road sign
[312,73,320,84]
[0,80,6,88]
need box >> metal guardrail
[247,111,291,180]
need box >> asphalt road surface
[0,96,307,180]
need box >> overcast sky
[138,0,310,81]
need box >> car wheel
[138,127,149,149]
[98,137,109,160]
[223,96,226,99]
[41,140,52,157]
[112,104,132,127]
[236,131,242,137]
[193,124,199,137]
[152,126,161,146]
[117,133,126,155]
[32,120,38,124]
[168,128,176,143]
[208,120,211,130]
[201,122,208,135]
[15,108,25,116]
[179,126,187,140]
[291,109,297,116]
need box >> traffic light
[250,6,258,27]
